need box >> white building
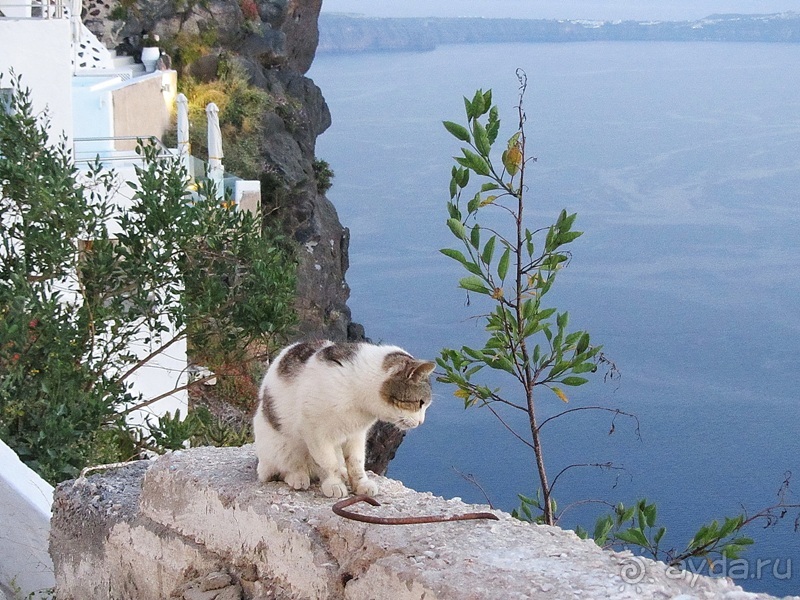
[0,2,260,597]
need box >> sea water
[308,42,800,595]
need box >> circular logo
[620,556,647,585]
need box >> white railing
[0,0,66,19]
[73,22,115,71]
[72,135,173,164]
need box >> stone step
[111,54,145,73]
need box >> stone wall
[50,445,786,600]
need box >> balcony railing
[0,0,67,19]
[72,136,173,164]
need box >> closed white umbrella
[70,0,82,68]
[206,102,224,201]
[176,93,190,176]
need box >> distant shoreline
[318,12,800,54]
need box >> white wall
[0,19,73,142]
[0,439,54,599]
[125,329,189,430]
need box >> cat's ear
[407,360,436,382]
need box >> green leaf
[467,192,482,214]
[538,307,557,321]
[556,231,583,245]
[463,96,474,120]
[561,376,588,387]
[719,516,743,538]
[447,201,461,220]
[463,346,484,360]
[449,177,457,199]
[447,218,466,240]
[576,332,590,354]
[643,503,657,528]
[460,148,490,176]
[730,536,754,546]
[654,527,666,545]
[474,121,491,156]
[471,89,486,117]
[481,236,496,265]
[487,106,500,143]
[459,276,490,295]
[616,528,650,548]
[593,515,614,544]
[440,247,468,265]
[457,167,470,188]
[497,247,510,281]
[443,120,471,143]
[470,225,481,249]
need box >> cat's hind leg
[281,439,312,490]
[253,405,281,483]
[343,430,378,497]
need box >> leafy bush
[312,158,334,194]
[175,66,270,180]
[0,74,296,483]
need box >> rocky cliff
[80,0,406,470]
[84,0,358,342]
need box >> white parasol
[176,93,191,175]
[206,102,224,200]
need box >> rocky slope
[85,0,358,342]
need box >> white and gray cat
[253,340,435,498]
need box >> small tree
[438,71,799,565]
[437,71,620,526]
[0,74,296,483]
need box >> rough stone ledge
[50,445,792,600]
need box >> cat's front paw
[321,477,349,498]
[355,477,378,497]
[284,471,311,490]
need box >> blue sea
[308,42,800,596]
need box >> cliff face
[85,0,356,342]
[82,0,403,470]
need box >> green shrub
[0,74,296,483]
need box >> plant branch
[117,373,216,416]
[537,406,641,440]
[549,461,624,497]
[484,402,534,450]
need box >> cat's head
[379,352,436,430]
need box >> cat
[253,340,436,498]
